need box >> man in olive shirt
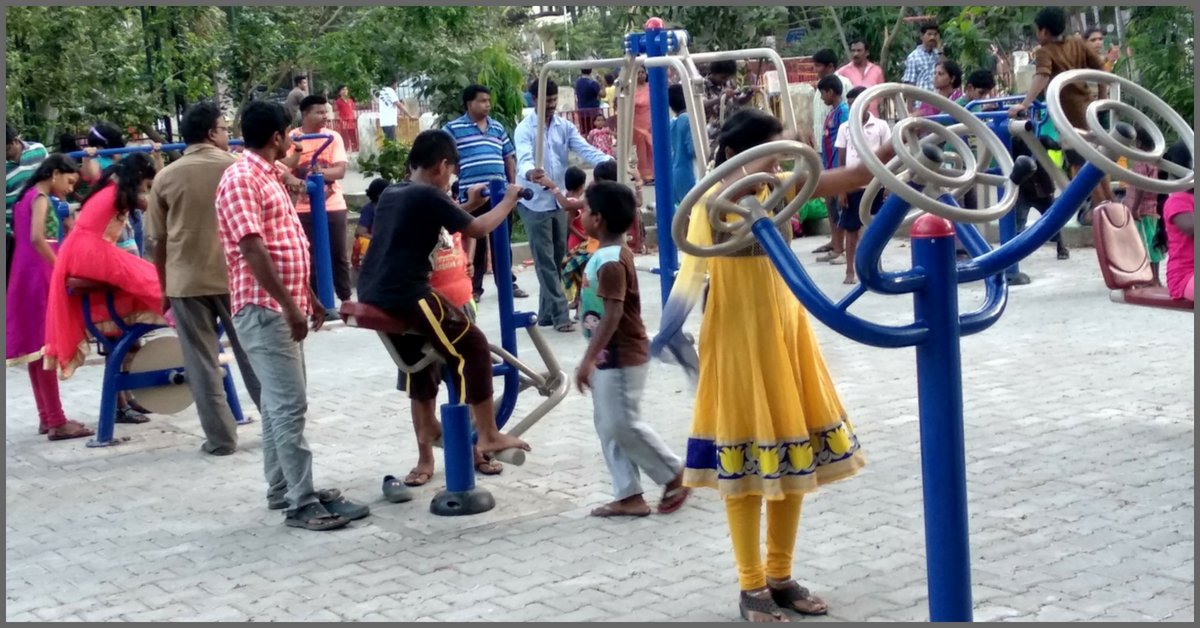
[147,102,262,456]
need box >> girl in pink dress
[6,155,96,440]
[44,153,165,381]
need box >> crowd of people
[4,6,1193,621]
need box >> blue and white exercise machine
[668,71,1192,621]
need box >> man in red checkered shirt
[215,101,368,532]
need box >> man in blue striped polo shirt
[443,84,528,300]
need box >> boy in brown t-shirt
[1009,7,1116,216]
[575,181,689,518]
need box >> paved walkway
[5,240,1194,622]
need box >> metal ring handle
[1046,69,1193,194]
[892,118,978,189]
[849,83,1016,224]
[859,160,924,228]
[709,172,779,234]
[672,140,822,258]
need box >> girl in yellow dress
[657,108,894,622]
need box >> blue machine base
[86,436,130,449]
[430,488,496,517]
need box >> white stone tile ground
[5,239,1194,622]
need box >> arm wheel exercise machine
[66,278,248,448]
[339,180,568,516]
[668,70,1192,621]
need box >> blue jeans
[232,305,318,514]
[518,205,570,327]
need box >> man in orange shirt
[837,38,885,117]
[282,95,352,308]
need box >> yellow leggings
[724,494,804,591]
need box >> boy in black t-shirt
[357,131,529,480]
[575,181,689,518]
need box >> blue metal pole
[644,21,679,304]
[306,172,336,311]
[989,118,1028,284]
[440,392,476,494]
[486,179,523,430]
[910,215,973,622]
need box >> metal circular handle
[672,140,822,258]
[1046,69,1194,194]
[849,83,1017,224]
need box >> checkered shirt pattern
[902,46,940,92]
[215,150,312,316]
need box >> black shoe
[318,488,370,521]
[512,285,529,299]
[284,502,349,531]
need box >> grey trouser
[518,205,569,327]
[170,295,261,453]
[591,364,684,501]
[232,305,317,514]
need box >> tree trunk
[879,6,910,81]
[829,7,851,63]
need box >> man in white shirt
[377,78,414,142]
[513,78,611,332]
[834,86,892,285]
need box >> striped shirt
[6,141,48,235]
[443,114,515,201]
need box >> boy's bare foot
[843,275,857,285]
[475,432,530,455]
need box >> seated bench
[1091,203,1193,311]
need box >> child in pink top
[1161,190,1194,302]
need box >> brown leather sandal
[47,421,95,441]
[769,581,828,616]
[740,590,789,622]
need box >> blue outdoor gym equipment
[667,70,1192,622]
[338,180,567,516]
[63,135,339,446]
[533,18,798,307]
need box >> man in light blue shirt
[513,78,610,332]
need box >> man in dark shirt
[357,130,530,458]
[575,68,603,110]
[574,69,603,135]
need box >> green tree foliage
[1118,6,1193,130]
[540,8,629,61]
[356,140,411,183]
[6,6,517,141]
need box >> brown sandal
[740,590,789,622]
[474,458,503,476]
[403,470,432,487]
[47,421,95,441]
[769,581,828,616]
